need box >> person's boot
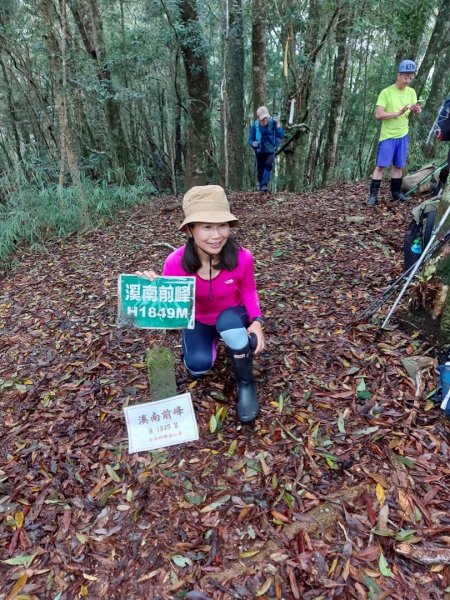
[367,179,381,206]
[390,177,408,202]
[228,344,259,423]
[436,181,446,196]
[437,171,448,196]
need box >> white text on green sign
[118,274,195,329]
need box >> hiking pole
[441,386,450,412]
[350,227,450,328]
[352,262,416,324]
[360,230,450,321]
[404,161,448,197]
[381,203,450,330]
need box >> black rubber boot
[435,181,445,197]
[390,177,408,202]
[438,167,449,196]
[367,179,381,206]
[228,344,259,423]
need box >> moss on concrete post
[146,347,177,401]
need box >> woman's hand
[247,321,265,354]
[135,270,159,281]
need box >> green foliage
[0,170,156,270]
[0,0,15,22]
[436,253,450,286]
[0,0,448,197]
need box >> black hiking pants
[255,152,275,189]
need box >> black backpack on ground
[403,199,439,270]
[429,98,450,142]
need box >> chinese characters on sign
[123,393,199,453]
[117,274,195,329]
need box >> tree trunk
[223,0,244,190]
[173,47,184,176]
[307,109,320,186]
[220,8,227,188]
[179,0,213,189]
[251,0,267,114]
[356,31,372,178]
[119,0,129,88]
[322,2,351,186]
[59,0,83,193]
[39,0,83,196]
[69,0,133,182]
[0,54,22,163]
[163,87,177,194]
[414,0,450,99]
[283,0,337,191]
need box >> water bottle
[436,347,450,417]
[437,362,450,416]
[411,237,422,255]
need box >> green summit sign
[117,274,195,329]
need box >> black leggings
[182,306,249,376]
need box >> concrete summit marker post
[146,347,177,401]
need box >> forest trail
[1,183,449,599]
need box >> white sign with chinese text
[123,393,199,453]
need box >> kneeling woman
[138,185,265,423]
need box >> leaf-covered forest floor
[1,182,450,600]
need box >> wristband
[251,316,265,326]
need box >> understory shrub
[0,173,157,271]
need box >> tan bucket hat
[179,185,239,231]
[256,106,270,120]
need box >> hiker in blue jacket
[248,106,284,192]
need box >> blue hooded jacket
[248,118,285,154]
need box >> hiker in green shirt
[367,60,422,207]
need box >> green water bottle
[411,237,422,255]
